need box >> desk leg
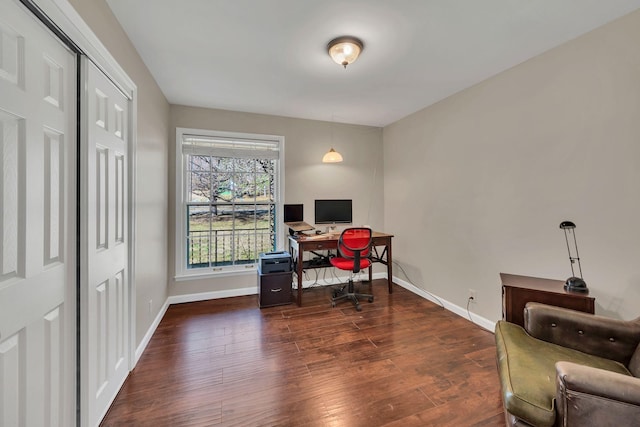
[387,239,393,293]
[296,246,303,306]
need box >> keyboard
[303,234,327,240]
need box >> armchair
[495,302,640,426]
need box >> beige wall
[62,0,640,336]
[68,0,170,344]
[169,106,383,296]
[383,10,640,322]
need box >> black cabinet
[258,251,292,308]
[258,271,292,308]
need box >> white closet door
[0,0,76,426]
[81,59,130,427]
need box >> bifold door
[81,58,131,427]
[0,0,77,425]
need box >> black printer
[258,251,292,274]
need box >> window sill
[174,265,257,282]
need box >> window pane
[257,159,274,175]
[214,172,233,202]
[188,155,210,172]
[234,158,255,173]
[212,204,234,229]
[256,204,276,252]
[233,172,255,202]
[212,157,234,172]
[187,205,210,268]
[233,205,273,263]
[257,160,275,202]
[257,205,275,255]
[232,204,251,229]
[235,204,255,264]
[255,173,272,202]
[187,171,211,202]
[234,159,255,203]
[211,205,233,265]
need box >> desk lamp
[559,221,588,293]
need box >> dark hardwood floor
[101,280,505,426]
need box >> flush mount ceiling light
[327,36,364,68]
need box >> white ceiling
[106,0,640,127]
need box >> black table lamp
[559,221,588,293]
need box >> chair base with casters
[330,278,374,311]
[329,227,374,311]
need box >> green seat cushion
[495,320,632,427]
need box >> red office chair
[330,227,374,311]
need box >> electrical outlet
[468,289,477,302]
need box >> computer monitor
[314,199,352,224]
[283,204,304,223]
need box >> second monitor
[283,204,304,223]
[314,199,352,224]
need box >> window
[175,128,284,278]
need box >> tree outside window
[186,155,276,268]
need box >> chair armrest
[556,361,640,426]
[630,344,640,377]
[524,302,640,365]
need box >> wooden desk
[288,231,394,306]
[501,273,595,327]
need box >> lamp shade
[327,36,363,68]
[322,148,343,163]
[559,221,576,229]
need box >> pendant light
[322,148,343,163]
[322,114,343,163]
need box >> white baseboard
[163,272,388,305]
[167,286,258,305]
[392,276,496,332]
[134,298,170,364]
[134,287,255,365]
[134,272,493,365]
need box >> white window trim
[174,127,285,280]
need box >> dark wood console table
[501,273,595,327]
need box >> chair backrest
[337,228,372,271]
